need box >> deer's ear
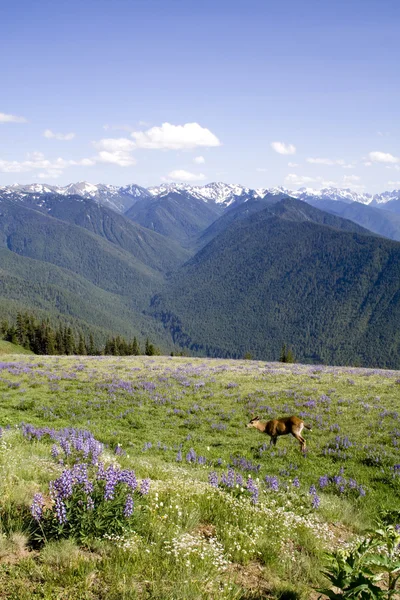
[255,416,260,421]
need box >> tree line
[1,312,159,356]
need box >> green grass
[0,341,33,356]
[0,355,399,599]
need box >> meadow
[0,354,399,599]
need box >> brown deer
[247,416,312,452]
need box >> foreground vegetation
[0,355,399,599]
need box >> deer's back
[266,416,303,435]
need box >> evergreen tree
[88,333,96,355]
[78,333,87,355]
[279,344,287,363]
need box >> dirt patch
[192,523,217,539]
[227,562,273,598]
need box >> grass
[0,355,399,599]
[0,341,33,356]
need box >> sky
[1,0,400,193]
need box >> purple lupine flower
[186,448,197,463]
[104,465,120,500]
[124,494,134,517]
[197,456,206,465]
[208,471,219,487]
[31,493,45,521]
[311,494,321,509]
[86,496,94,511]
[265,475,279,491]
[51,445,59,459]
[55,497,67,524]
[292,476,300,488]
[176,449,182,462]
[226,467,235,488]
[235,473,244,486]
[246,477,259,504]
[309,484,317,496]
[119,469,137,492]
[51,469,74,500]
[140,478,150,495]
[319,475,329,489]
[358,486,366,497]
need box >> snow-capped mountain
[0,181,150,213]
[148,182,254,207]
[1,181,400,213]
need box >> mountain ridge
[2,181,400,212]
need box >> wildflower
[292,476,300,488]
[140,479,150,495]
[186,448,196,463]
[124,494,134,518]
[312,494,321,509]
[319,475,329,489]
[265,475,279,491]
[51,445,59,459]
[31,493,45,521]
[208,472,219,488]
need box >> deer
[247,416,312,452]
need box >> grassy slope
[0,341,33,355]
[0,355,399,599]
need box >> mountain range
[1,181,400,366]
[2,181,400,212]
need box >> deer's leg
[292,432,306,451]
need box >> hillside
[150,199,400,367]
[0,248,172,345]
[0,339,33,355]
[306,198,400,242]
[125,191,223,247]
[198,195,371,248]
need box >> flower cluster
[30,461,150,542]
[317,471,366,497]
[208,468,259,503]
[22,424,103,465]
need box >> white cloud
[343,175,360,183]
[271,141,296,155]
[285,173,363,190]
[288,162,299,167]
[388,181,400,186]
[93,138,136,166]
[194,155,205,164]
[256,167,267,173]
[307,157,343,166]
[131,122,221,150]
[0,112,27,124]
[368,151,399,164]
[306,157,355,168]
[285,174,316,185]
[166,169,206,182]
[43,129,75,141]
[0,151,95,178]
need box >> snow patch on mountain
[1,181,400,211]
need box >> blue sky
[1,0,400,192]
